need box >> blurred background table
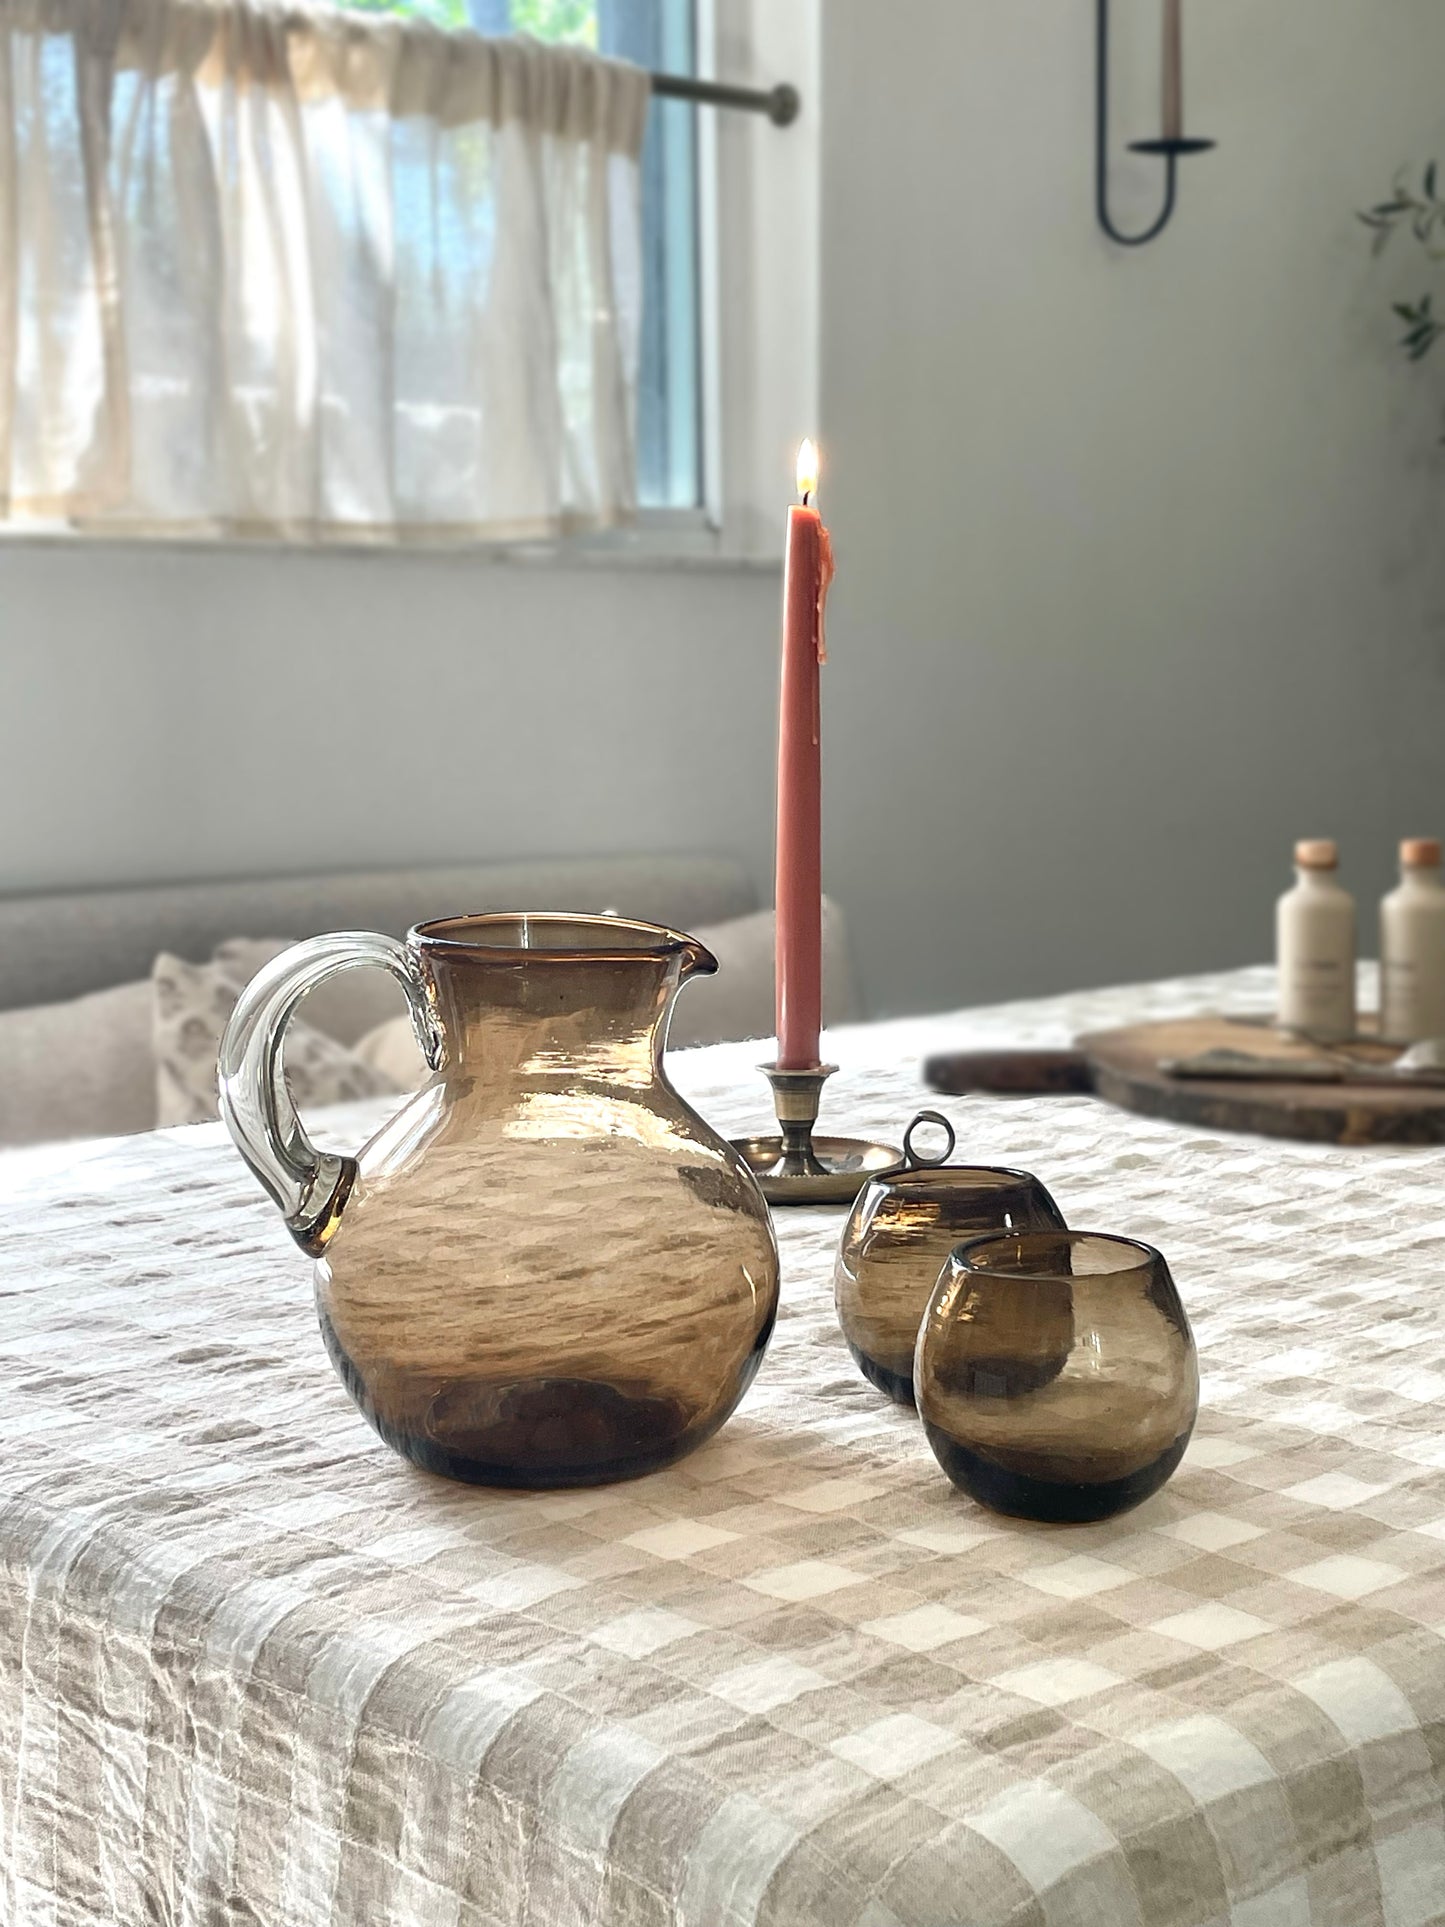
[4,967,1444,1927]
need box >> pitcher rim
[409,910,717,971]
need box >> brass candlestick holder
[731,1063,902,1206]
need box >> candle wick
[802,490,811,508]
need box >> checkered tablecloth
[3,966,1445,1927]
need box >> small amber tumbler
[835,1114,1067,1405]
[915,1231,1198,1523]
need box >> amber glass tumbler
[835,1154,1066,1405]
[915,1231,1198,1522]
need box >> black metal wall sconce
[1096,0,1214,246]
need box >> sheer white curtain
[0,0,650,541]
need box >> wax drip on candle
[817,525,835,665]
[795,439,832,663]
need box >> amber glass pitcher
[219,914,780,1489]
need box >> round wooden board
[1078,1016,1445,1146]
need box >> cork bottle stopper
[1294,839,1338,870]
[1401,837,1442,868]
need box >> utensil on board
[924,1014,1445,1145]
[1163,1046,1445,1085]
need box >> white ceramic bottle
[1380,838,1445,1044]
[1276,840,1356,1041]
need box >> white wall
[0,546,780,898]
[4,2,1444,1024]
[819,0,1445,1015]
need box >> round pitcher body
[221,913,780,1488]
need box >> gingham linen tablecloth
[4,966,1445,1927]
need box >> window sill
[499,510,780,572]
[0,518,782,575]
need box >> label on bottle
[1279,957,1354,1038]
[1283,959,1347,1008]
[1382,955,1445,1043]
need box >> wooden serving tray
[925,1015,1445,1146]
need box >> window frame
[698,0,821,560]
[576,0,821,564]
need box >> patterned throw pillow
[151,942,403,1129]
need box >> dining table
[3,964,1444,1927]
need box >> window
[338,0,703,515]
[1,0,814,550]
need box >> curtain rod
[649,73,799,125]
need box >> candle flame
[796,438,819,503]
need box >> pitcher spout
[680,935,718,980]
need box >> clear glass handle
[217,932,444,1254]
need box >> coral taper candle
[1162,0,1182,140]
[775,439,835,1070]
